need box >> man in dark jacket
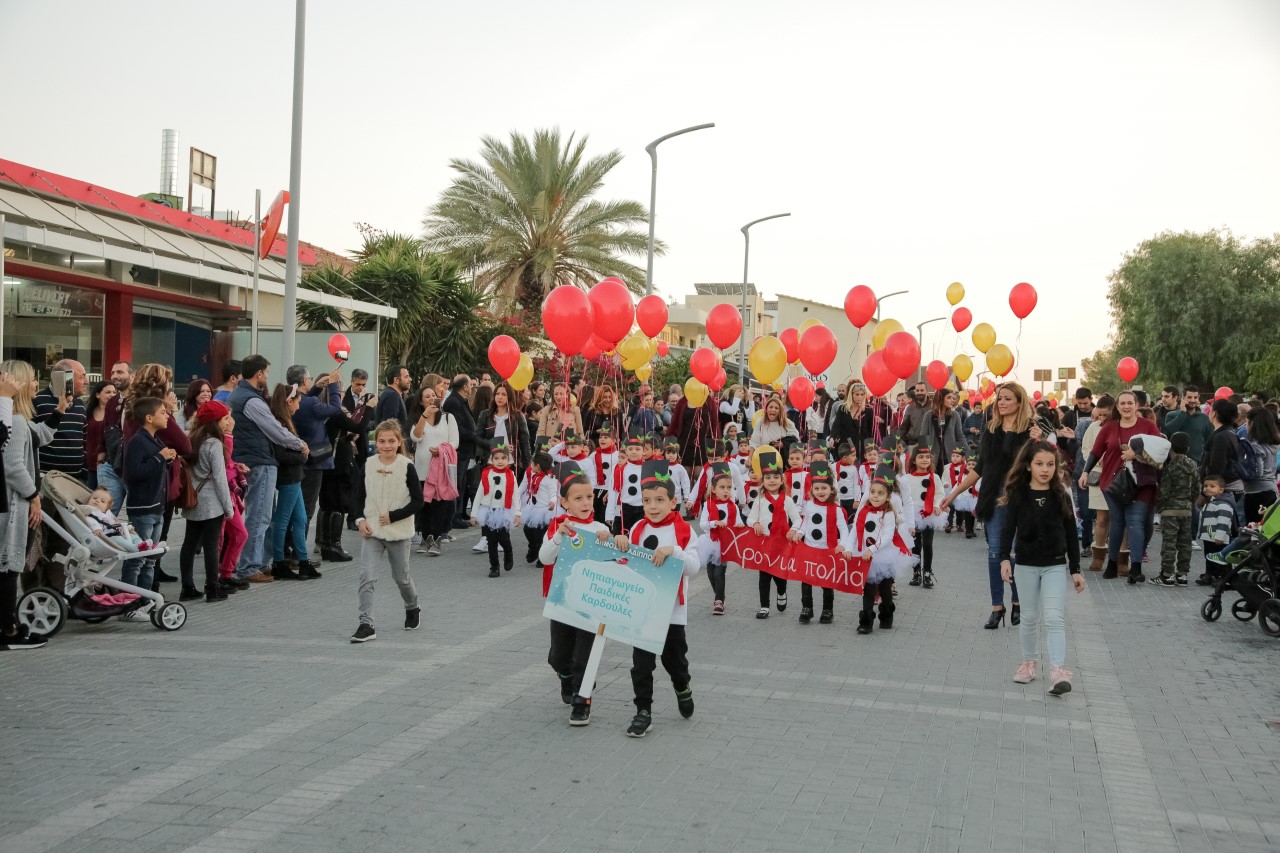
[230,355,307,583]
[287,364,344,559]
[442,374,477,526]
[376,365,411,433]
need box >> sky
[4,0,1279,389]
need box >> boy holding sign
[615,460,700,738]
[539,462,612,726]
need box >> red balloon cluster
[710,367,728,392]
[788,376,815,410]
[778,328,800,364]
[861,350,896,397]
[543,286,594,356]
[883,332,921,379]
[951,307,972,333]
[487,335,521,379]
[656,340,669,357]
[798,325,838,375]
[635,294,668,338]
[1009,282,1038,319]
[690,347,721,385]
[705,304,743,350]
[843,286,877,328]
[924,360,950,391]
[588,278,634,346]
[1215,386,1233,400]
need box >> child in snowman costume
[845,463,915,635]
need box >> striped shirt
[33,387,87,477]
[1199,495,1235,545]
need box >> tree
[1245,346,1280,398]
[1080,344,1126,398]
[651,352,692,399]
[1107,230,1280,389]
[422,128,660,313]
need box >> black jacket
[1201,425,1241,487]
[442,392,477,454]
[973,425,1032,521]
[475,408,531,471]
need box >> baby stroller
[1199,501,1280,638]
[16,472,186,637]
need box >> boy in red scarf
[786,460,849,624]
[696,462,743,615]
[745,448,797,619]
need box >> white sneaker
[118,609,147,622]
[472,540,487,553]
[1191,541,1203,551]
[411,533,423,545]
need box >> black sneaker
[569,698,591,726]
[1176,575,1188,586]
[224,577,251,590]
[404,608,421,630]
[922,572,935,589]
[1195,573,1213,586]
[798,606,813,624]
[776,593,787,612]
[179,586,203,602]
[908,570,922,587]
[350,624,376,643]
[1149,575,1177,587]
[626,710,653,738]
[819,610,833,624]
[488,568,500,578]
[503,561,513,573]
[0,628,47,651]
[675,686,695,719]
[559,673,574,705]
[1127,572,1146,585]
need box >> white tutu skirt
[480,506,516,531]
[916,512,947,531]
[696,534,722,566]
[867,548,915,584]
[523,505,553,528]
[952,492,977,514]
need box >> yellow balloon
[646,337,659,361]
[684,377,709,407]
[508,354,534,391]
[971,322,996,354]
[619,333,650,371]
[872,318,904,351]
[635,363,652,383]
[748,336,787,385]
[772,380,784,392]
[946,282,965,306]
[952,353,973,383]
[986,343,1015,377]
[799,318,824,336]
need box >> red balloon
[883,331,922,380]
[798,325,838,375]
[779,328,800,363]
[924,359,950,391]
[487,335,521,379]
[542,286,594,356]
[656,340,669,357]
[1116,357,1139,383]
[705,303,743,351]
[635,294,668,338]
[1215,386,1233,400]
[816,381,825,390]
[690,347,721,385]
[788,376,815,410]
[1033,390,1043,401]
[327,333,351,362]
[710,367,728,392]
[844,285,877,328]
[588,277,634,345]
[861,351,896,397]
[1009,282,1038,319]
[951,307,972,333]
[580,339,601,361]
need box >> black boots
[1103,559,1118,579]
[878,601,895,629]
[319,512,353,562]
[922,569,935,589]
[857,611,874,634]
[298,560,323,579]
[204,583,227,602]
[271,560,305,581]
[909,569,922,587]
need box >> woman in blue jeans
[943,382,1042,629]
[267,384,317,580]
[1078,390,1161,583]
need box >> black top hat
[807,437,823,451]
[639,459,675,495]
[837,440,854,458]
[871,462,897,489]
[709,461,732,484]
[533,435,552,452]
[556,461,590,495]
[596,424,613,436]
[809,460,833,484]
[757,447,783,475]
[563,429,583,445]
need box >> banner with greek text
[721,529,866,595]
[543,534,685,655]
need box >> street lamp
[916,316,946,349]
[644,123,715,296]
[874,289,909,322]
[738,213,791,384]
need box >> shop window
[1,277,104,375]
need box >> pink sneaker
[1013,660,1037,684]
[712,600,725,615]
[1049,666,1073,695]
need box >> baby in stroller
[82,488,151,553]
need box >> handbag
[1086,469,1102,487]
[176,460,204,511]
[1106,464,1137,505]
[307,436,335,463]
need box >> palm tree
[423,128,659,312]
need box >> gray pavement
[1,522,1279,853]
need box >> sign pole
[251,189,261,354]
[0,214,6,357]
[576,623,607,701]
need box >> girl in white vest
[350,421,423,643]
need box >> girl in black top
[998,441,1086,697]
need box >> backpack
[1237,436,1266,482]
[103,402,127,471]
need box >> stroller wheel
[1231,600,1257,622]
[16,588,66,638]
[1200,598,1222,622]
[150,602,187,632]
[1259,599,1280,638]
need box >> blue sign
[542,534,685,655]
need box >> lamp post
[916,316,946,349]
[874,289,909,322]
[644,123,714,296]
[738,213,791,384]
[281,0,306,367]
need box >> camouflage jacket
[1156,454,1200,513]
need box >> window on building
[1,277,104,377]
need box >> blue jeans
[983,504,1018,608]
[236,465,279,579]
[97,462,125,512]
[1104,492,1152,566]
[271,481,309,561]
[1013,564,1068,668]
[1074,483,1095,549]
[120,513,163,590]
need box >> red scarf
[568,449,588,461]
[630,513,691,604]
[762,489,789,538]
[787,467,809,502]
[947,461,966,488]
[527,471,547,505]
[541,512,594,596]
[593,447,611,486]
[808,497,841,547]
[705,497,739,550]
[853,501,910,555]
[613,459,644,495]
[482,466,517,509]
[690,463,716,513]
[914,471,937,515]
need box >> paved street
[2,523,1279,853]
